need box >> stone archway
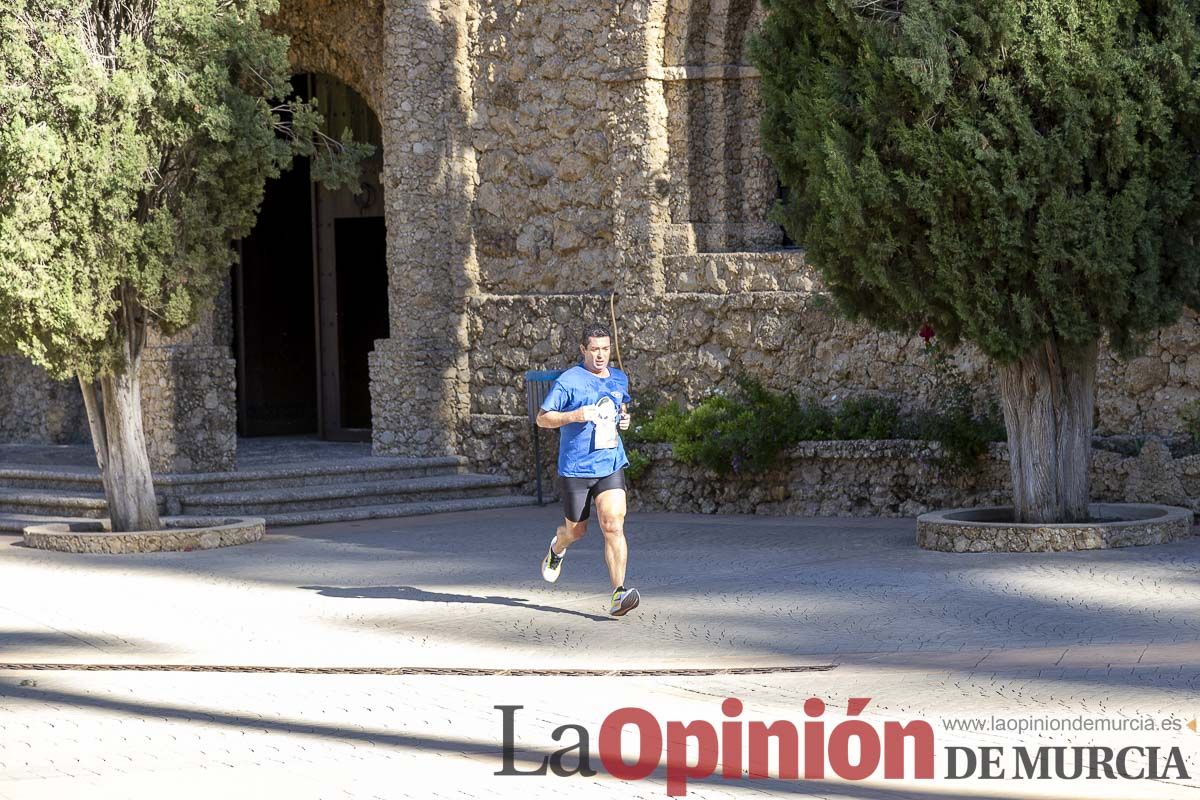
[267,0,478,458]
[271,0,386,113]
[233,73,388,442]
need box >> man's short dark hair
[580,322,611,346]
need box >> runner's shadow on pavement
[301,585,615,622]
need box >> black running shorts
[561,469,626,523]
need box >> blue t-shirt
[540,364,632,478]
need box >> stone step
[0,455,468,494]
[0,513,94,534]
[179,473,521,515]
[0,494,542,534]
[260,493,539,527]
[0,488,112,519]
[0,469,101,492]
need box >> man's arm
[536,407,593,429]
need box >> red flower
[918,323,935,342]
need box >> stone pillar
[369,337,470,456]
[140,346,237,474]
[369,0,478,458]
[139,283,237,474]
[602,0,675,298]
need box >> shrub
[830,396,900,440]
[910,342,1007,473]
[624,448,651,481]
[624,379,806,476]
[623,374,1003,478]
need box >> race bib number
[594,396,619,449]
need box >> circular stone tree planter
[917,503,1194,552]
[22,516,266,554]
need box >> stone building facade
[4,0,1200,481]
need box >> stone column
[602,0,675,298]
[369,0,478,458]
[139,283,237,474]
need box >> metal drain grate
[0,663,836,677]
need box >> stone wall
[470,0,617,293]
[0,357,89,446]
[625,439,1196,518]
[661,0,778,253]
[129,280,238,473]
[461,248,1200,486]
[1095,317,1200,437]
[0,346,234,472]
[9,0,1200,490]
[451,0,1200,490]
[139,347,237,474]
[367,0,478,460]
[0,284,236,472]
[664,74,780,253]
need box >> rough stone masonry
[4,0,1200,489]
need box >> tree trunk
[98,352,160,532]
[996,338,1098,524]
[78,352,161,533]
[78,374,118,523]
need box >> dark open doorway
[334,217,389,430]
[234,142,318,436]
[232,74,388,441]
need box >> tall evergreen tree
[0,0,368,531]
[754,0,1200,522]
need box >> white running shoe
[540,537,565,583]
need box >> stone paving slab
[1,669,1197,799]
[0,506,1198,797]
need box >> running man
[536,323,639,617]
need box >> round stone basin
[23,516,266,554]
[916,503,1194,552]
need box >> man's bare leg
[595,488,628,590]
[541,517,586,583]
[553,518,588,554]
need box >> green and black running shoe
[608,586,640,617]
[540,537,565,583]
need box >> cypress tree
[0,0,369,530]
[754,0,1200,522]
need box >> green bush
[624,448,651,481]
[910,342,1007,473]
[830,396,900,440]
[623,399,687,480]
[911,403,1006,474]
[625,401,686,445]
[622,374,1004,478]
[623,379,805,475]
[669,388,796,475]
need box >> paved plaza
[0,506,1199,798]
